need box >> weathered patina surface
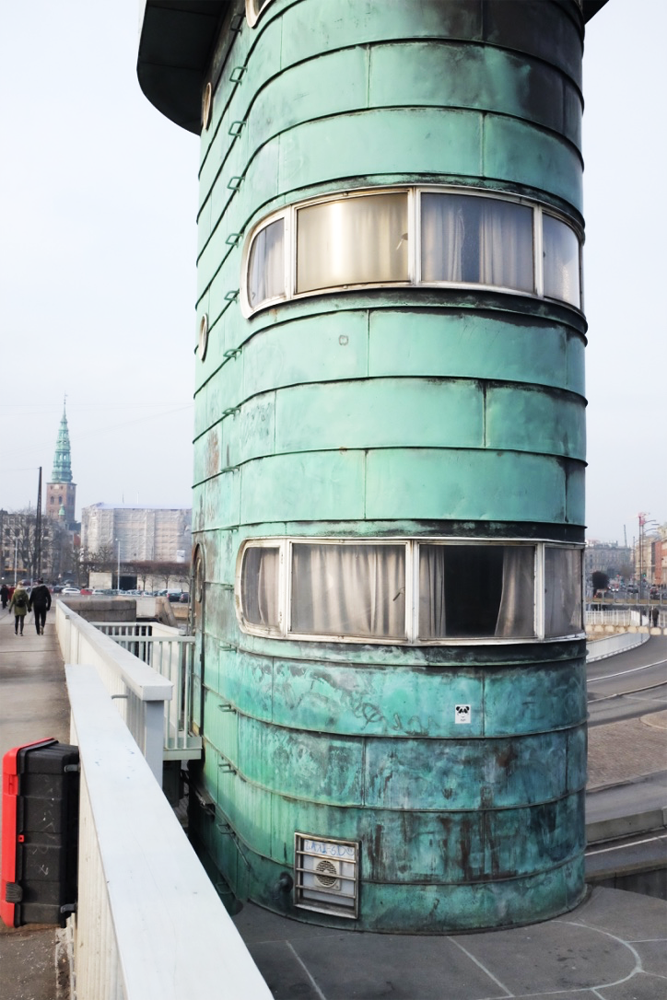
[184,0,591,932]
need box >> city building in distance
[46,399,77,531]
[81,503,191,566]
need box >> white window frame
[235,537,585,645]
[245,0,274,28]
[240,186,583,317]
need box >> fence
[585,608,667,628]
[55,603,172,782]
[91,623,200,760]
[67,665,272,1000]
[56,601,272,1000]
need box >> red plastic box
[2,739,79,927]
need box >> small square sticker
[455,704,471,724]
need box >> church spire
[51,397,73,483]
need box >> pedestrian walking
[9,582,30,636]
[29,578,52,635]
[652,606,659,628]
[1,583,8,609]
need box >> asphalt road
[587,634,667,726]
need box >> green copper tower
[139,0,608,933]
[47,399,76,528]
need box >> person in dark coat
[29,579,52,635]
[1,583,8,609]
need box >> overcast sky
[1,1,665,547]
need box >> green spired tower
[46,398,76,528]
[138,0,609,933]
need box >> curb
[586,805,667,845]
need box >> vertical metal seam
[482,381,487,449]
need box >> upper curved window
[236,538,584,645]
[242,187,583,316]
[247,218,284,309]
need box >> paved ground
[234,887,667,1000]
[0,608,665,1000]
[588,712,667,788]
[0,607,70,1000]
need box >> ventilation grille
[294,833,359,919]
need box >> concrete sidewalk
[0,607,70,1000]
[1,608,665,1000]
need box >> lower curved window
[237,539,583,643]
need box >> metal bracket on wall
[227,176,243,191]
[218,702,237,714]
[226,232,243,246]
[216,822,252,871]
[223,347,241,361]
[218,755,237,774]
[221,406,240,418]
[228,120,245,138]
[230,66,246,83]
[194,786,216,818]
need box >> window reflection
[248,217,284,308]
[421,195,533,291]
[544,547,582,636]
[543,215,580,306]
[241,546,280,628]
[296,194,408,293]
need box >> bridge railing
[90,622,200,760]
[66,664,272,1000]
[585,608,667,628]
[55,602,171,782]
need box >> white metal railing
[55,602,172,782]
[585,608,667,628]
[91,623,200,759]
[66,664,272,1000]
[585,609,642,626]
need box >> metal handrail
[93,624,200,758]
[66,664,272,1000]
[55,602,172,782]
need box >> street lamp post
[638,513,645,599]
[116,538,121,593]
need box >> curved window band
[243,187,582,315]
[236,538,584,644]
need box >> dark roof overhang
[137,1,231,134]
[582,0,610,22]
[137,0,610,135]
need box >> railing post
[66,665,272,1000]
[144,702,165,784]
